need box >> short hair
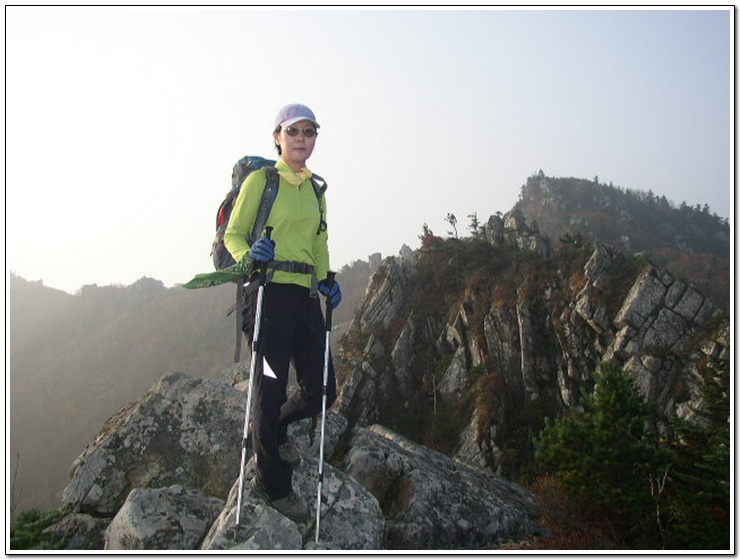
[273,126,282,156]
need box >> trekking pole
[315,271,335,543]
[235,226,273,527]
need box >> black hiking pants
[251,282,336,500]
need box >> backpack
[211,155,276,270]
[212,154,328,362]
[211,155,328,270]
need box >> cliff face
[334,211,729,477]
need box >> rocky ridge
[49,369,542,550]
[45,206,728,550]
[335,209,729,475]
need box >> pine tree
[535,362,668,544]
[665,357,730,550]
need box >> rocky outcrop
[341,425,542,549]
[335,222,729,475]
[604,264,725,425]
[54,367,542,550]
[358,255,411,331]
[62,372,245,514]
[105,485,224,549]
[201,454,384,550]
[481,211,552,258]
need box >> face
[274,119,318,170]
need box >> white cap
[274,103,320,129]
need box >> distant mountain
[8,259,377,515]
[9,275,241,513]
[514,172,730,310]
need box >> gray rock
[105,484,224,550]
[454,408,502,473]
[42,513,111,550]
[294,460,385,549]
[359,257,408,330]
[390,312,418,397]
[438,345,469,397]
[641,308,687,353]
[202,450,384,550]
[516,296,539,401]
[615,267,667,329]
[217,360,250,386]
[583,243,617,290]
[483,305,521,396]
[63,371,245,514]
[287,411,349,465]
[341,425,542,550]
[364,334,385,362]
[333,361,380,427]
[201,469,304,550]
[398,244,418,272]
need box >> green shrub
[534,362,668,545]
[10,507,69,550]
[664,357,730,550]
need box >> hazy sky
[6,6,733,295]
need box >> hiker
[224,103,342,522]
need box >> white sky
[5,6,733,295]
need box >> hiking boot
[279,440,301,467]
[249,477,310,523]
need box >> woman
[224,103,342,522]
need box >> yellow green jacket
[224,159,330,288]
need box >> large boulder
[340,424,543,550]
[294,459,385,549]
[62,371,245,514]
[202,453,384,550]
[201,472,305,551]
[104,484,224,550]
[203,412,383,550]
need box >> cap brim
[280,116,320,128]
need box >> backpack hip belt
[244,260,319,297]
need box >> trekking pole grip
[325,271,336,330]
[259,226,273,284]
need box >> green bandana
[182,258,254,289]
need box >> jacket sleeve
[224,170,267,264]
[312,193,330,282]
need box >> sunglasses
[284,125,318,138]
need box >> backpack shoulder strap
[232,163,278,364]
[310,174,328,235]
[248,167,280,244]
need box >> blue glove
[248,237,275,263]
[319,279,342,309]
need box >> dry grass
[500,476,627,551]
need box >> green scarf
[182,258,254,289]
